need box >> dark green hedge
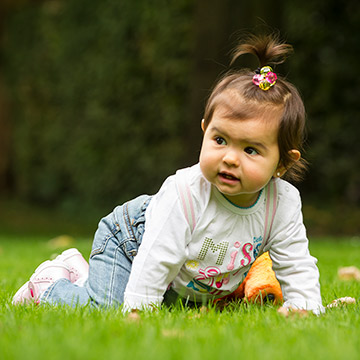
[3,0,360,216]
[4,0,194,211]
[283,1,360,206]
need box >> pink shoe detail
[56,248,89,286]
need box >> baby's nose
[223,150,240,167]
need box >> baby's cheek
[199,160,213,182]
[244,167,270,188]
[199,152,214,174]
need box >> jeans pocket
[90,212,121,258]
[90,233,112,258]
[90,195,151,261]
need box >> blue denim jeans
[41,195,151,308]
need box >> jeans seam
[107,245,125,306]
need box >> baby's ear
[201,119,205,131]
[288,149,301,162]
[274,150,301,178]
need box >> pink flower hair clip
[252,66,277,91]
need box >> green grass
[1,235,359,360]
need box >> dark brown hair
[203,34,307,182]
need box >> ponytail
[231,33,293,67]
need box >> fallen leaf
[47,235,75,249]
[161,329,184,338]
[338,266,360,281]
[327,297,356,308]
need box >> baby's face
[199,105,282,208]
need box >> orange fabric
[219,252,283,304]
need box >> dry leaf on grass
[338,266,360,281]
[161,329,184,338]
[47,235,76,249]
[327,297,356,308]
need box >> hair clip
[252,66,277,91]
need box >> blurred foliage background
[0,0,359,236]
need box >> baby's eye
[244,147,259,155]
[215,136,226,145]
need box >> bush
[4,0,193,211]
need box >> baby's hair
[203,33,307,182]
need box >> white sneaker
[55,248,89,286]
[13,259,70,305]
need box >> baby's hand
[277,306,308,318]
[127,309,141,322]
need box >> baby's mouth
[219,172,239,181]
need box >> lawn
[0,234,359,360]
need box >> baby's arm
[265,189,325,315]
[122,178,191,312]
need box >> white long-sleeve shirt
[123,164,324,314]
